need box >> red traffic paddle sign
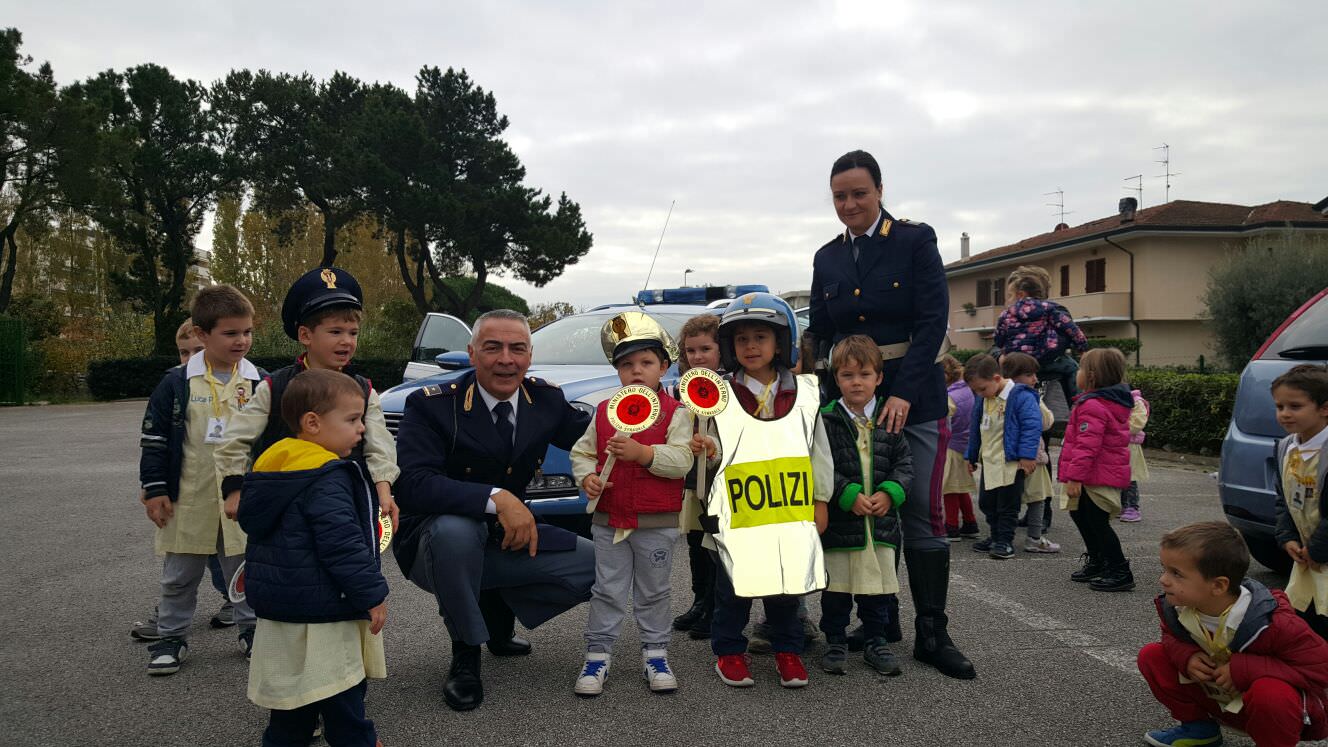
[605,385,661,433]
[228,561,246,604]
[678,368,727,417]
[378,512,394,553]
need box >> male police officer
[394,309,595,711]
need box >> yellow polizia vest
[707,375,826,598]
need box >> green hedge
[1128,369,1239,456]
[1088,337,1141,356]
[88,356,409,400]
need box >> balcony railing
[949,291,1131,332]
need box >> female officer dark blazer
[808,209,949,425]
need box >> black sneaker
[1090,564,1135,592]
[238,627,255,658]
[1071,554,1107,583]
[147,637,188,676]
[958,521,981,539]
[863,638,902,676]
[946,526,961,541]
[989,542,1015,560]
[972,538,993,553]
[210,600,236,629]
[1016,515,1028,528]
[130,604,162,641]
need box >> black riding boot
[906,547,976,680]
[479,590,531,656]
[674,532,713,630]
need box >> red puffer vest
[594,390,684,529]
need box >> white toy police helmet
[717,292,799,372]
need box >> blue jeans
[1039,354,1080,405]
[264,679,375,747]
[820,591,891,641]
[710,564,803,656]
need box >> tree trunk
[392,230,429,314]
[462,258,488,317]
[0,221,18,314]
[321,212,337,267]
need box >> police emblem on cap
[281,266,365,340]
[320,268,337,289]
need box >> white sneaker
[642,649,678,693]
[573,653,611,696]
[1025,537,1061,553]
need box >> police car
[380,290,772,531]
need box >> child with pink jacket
[1059,348,1134,593]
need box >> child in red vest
[569,312,694,697]
[1138,521,1328,747]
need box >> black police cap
[281,267,365,340]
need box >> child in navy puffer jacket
[1059,348,1134,594]
[238,369,388,747]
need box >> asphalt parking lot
[1,400,1321,747]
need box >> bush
[1087,337,1140,356]
[1128,369,1240,456]
[950,348,985,363]
[87,356,409,400]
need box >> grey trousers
[1025,499,1046,540]
[583,524,677,654]
[158,530,254,637]
[408,515,595,646]
[901,419,949,551]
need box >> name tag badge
[204,416,228,444]
[981,413,993,431]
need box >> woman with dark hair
[807,149,975,680]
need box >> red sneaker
[775,652,809,688]
[715,654,754,687]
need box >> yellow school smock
[1176,588,1252,714]
[1129,398,1150,482]
[156,356,257,556]
[246,439,387,711]
[824,408,899,596]
[1061,484,1122,516]
[1283,446,1328,614]
[1023,400,1055,504]
[978,380,1020,491]
[942,449,977,494]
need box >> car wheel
[1243,532,1293,576]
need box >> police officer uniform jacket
[809,210,950,424]
[393,370,592,577]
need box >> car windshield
[413,315,471,362]
[532,311,697,365]
[1261,295,1328,360]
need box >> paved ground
[1,401,1322,747]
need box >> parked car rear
[1220,288,1328,572]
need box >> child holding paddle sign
[568,311,695,697]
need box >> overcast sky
[11,1,1327,308]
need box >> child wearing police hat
[568,311,696,697]
[689,292,833,689]
[215,266,399,532]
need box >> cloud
[9,0,1326,306]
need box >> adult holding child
[394,310,596,712]
[808,149,974,680]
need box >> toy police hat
[600,311,679,365]
[281,266,365,340]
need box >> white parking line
[950,573,1141,676]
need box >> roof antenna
[1154,144,1180,203]
[641,200,676,294]
[1044,187,1074,226]
[1123,175,1143,208]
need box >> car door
[404,313,473,382]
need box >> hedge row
[1128,369,1239,456]
[88,356,410,400]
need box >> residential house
[944,197,1328,367]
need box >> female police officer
[807,150,975,680]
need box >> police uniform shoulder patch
[897,217,914,224]
[422,384,444,397]
[526,376,559,389]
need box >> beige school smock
[1061,484,1122,517]
[1129,398,1151,482]
[155,355,258,556]
[824,405,899,596]
[215,374,400,488]
[1282,438,1328,615]
[978,380,1020,491]
[1023,400,1055,504]
[1175,587,1253,714]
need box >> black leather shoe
[487,634,532,657]
[444,644,483,711]
[686,594,713,640]
[479,591,532,656]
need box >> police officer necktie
[492,400,515,450]
[853,234,870,276]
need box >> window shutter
[977,279,991,307]
[1085,259,1106,293]
[1060,265,1070,296]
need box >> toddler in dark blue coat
[238,369,389,747]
